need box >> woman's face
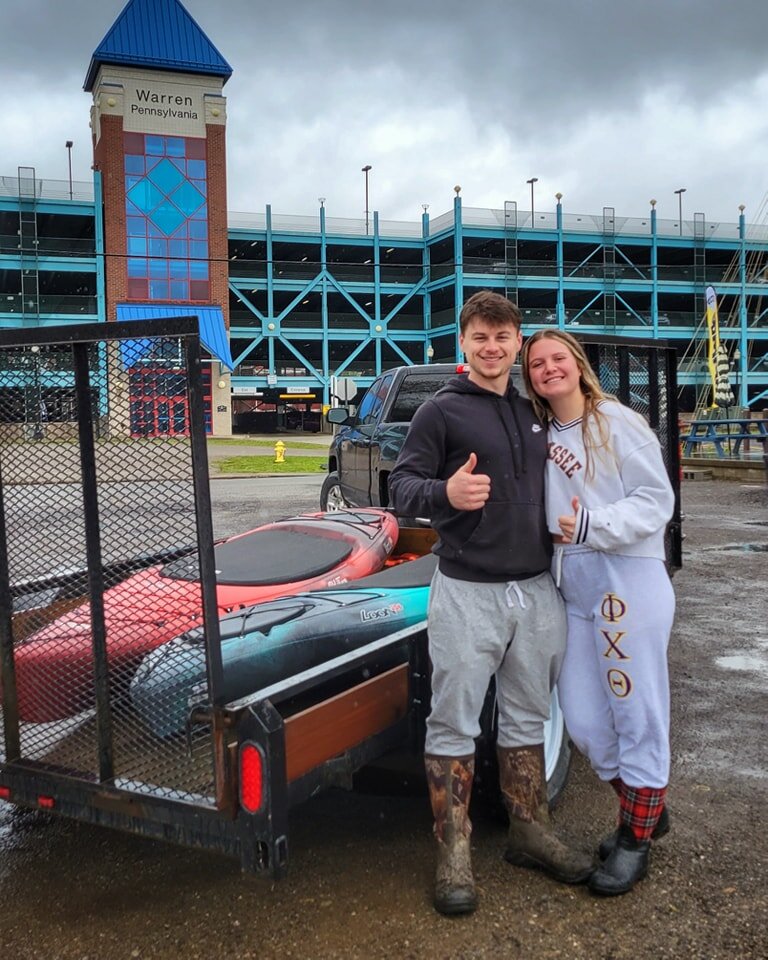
[526,337,582,403]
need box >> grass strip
[214,455,327,474]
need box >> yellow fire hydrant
[274,440,286,464]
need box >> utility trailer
[0,320,680,877]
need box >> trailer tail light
[239,742,264,814]
[0,786,10,801]
[456,363,469,373]
[38,795,55,809]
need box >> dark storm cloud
[2,0,768,220]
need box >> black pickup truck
[321,363,487,510]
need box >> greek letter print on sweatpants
[546,400,676,789]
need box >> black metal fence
[581,335,682,570]
[0,318,223,803]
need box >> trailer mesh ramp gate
[0,319,223,808]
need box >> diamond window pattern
[123,134,210,302]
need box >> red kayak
[14,509,399,723]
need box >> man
[389,291,592,916]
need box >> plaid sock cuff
[619,785,667,841]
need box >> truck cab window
[356,374,393,427]
[387,374,449,423]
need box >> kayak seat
[161,530,354,586]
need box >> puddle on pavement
[715,654,768,678]
[715,543,768,553]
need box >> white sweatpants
[554,545,675,789]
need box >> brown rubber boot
[425,754,478,916]
[498,744,594,884]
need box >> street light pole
[526,177,539,226]
[674,187,686,236]
[65,141,73,200]
[361,164,372,235]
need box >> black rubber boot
[598,806,670,860]
[425,755,478,916]
[589,824,650,896]
[498,745,594,885]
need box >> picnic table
[682,418,768,458]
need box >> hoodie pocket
[460,500,549,573]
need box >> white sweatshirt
[545,400,674,560]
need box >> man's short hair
[459,290,522,335]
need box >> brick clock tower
[85,0,234,435]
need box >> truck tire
[544,687,572,808]
[320,471,348,512]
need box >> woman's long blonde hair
[521,329,615,480]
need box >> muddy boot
[589,824,650,895]
[598,806,670,860]
[498,744,594,885]
[425,754,478,916]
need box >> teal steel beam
[555,195,564,328]
[320,201,329,406]
[650,202,659,334]
[454,192,463,358]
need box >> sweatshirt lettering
[548,441,583,479]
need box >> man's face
[459,316,522,392]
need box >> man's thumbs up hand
[446,452,491,511]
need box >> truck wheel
[320,471,348,512]
[544,687,572,808]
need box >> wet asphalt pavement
[0,477,766,959]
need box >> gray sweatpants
[425,568,566,757]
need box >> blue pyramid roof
[84,0,232,91]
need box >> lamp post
[65,140,73,200]
[361,164,372,234]
[526,177,539,226]
[674,187,686,236]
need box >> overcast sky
[3,0,768,227]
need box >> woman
[522,330,675,896]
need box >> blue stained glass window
[190,260,209,280]
[149,258,167,279]
[123,134,210,302]
[127,237,147,255]
[127,258,146,277]
[125,155,145,175]
[149,238,168,258]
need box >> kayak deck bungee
[13,509,399,723]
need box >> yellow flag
[705,286,720,407]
